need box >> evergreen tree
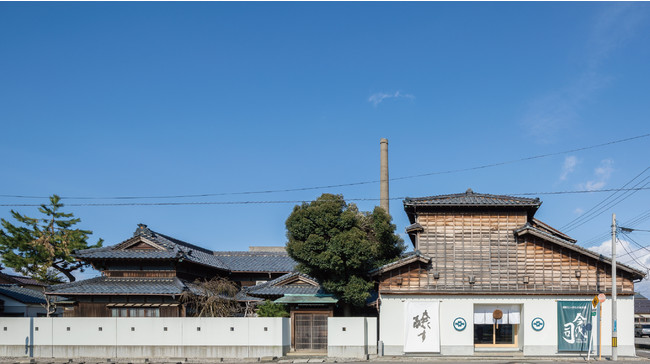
[256,300,290,317]
[0,195,103,283]
[285,194,404,312]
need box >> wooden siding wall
[380,210,635,295]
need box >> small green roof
[274,294,338,304]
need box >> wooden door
[294,313,328,351]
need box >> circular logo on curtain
[453,317,467,331]
[532,317,545,331]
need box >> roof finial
[134,223,153,237]
[466,188,474,194]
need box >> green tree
[285,194,404,312]
[256,300,290,317]
[0,195,103,283]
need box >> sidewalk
[1,355,647,364]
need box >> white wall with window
[379,295,635,357]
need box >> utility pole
[612,213,618,361]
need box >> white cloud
[574,207,585,215]
[560,156,579,181]
[587,238,650,297]
[368,91,415,106]
[580,159,614,191]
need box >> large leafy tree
[285,194,404,311]
[0,195,103,283]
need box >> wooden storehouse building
[371,189,645,356]
[46,224,296,317]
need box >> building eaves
[404,189,541,208]
[45,276,189,296]
[368,251,431,277]
[0,284,47,304]
[514,224,645,279]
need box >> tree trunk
[52,264,76,282]
[343,303,353,317]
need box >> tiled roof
[213,251,296,273]
[244,272,324,298]
[636,298,650,314]
[73,224,295,274]
[368,251,431,276]
[0,284,47,304]
[531,218,576,243]
[46,276,189,295]
[0,271,47,287]
[275,294,338,304]
[514,223,645,279]
[404,189,541,208]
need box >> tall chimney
[380,138,389,214]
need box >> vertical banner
[404,301,440,353]
[557,301,592,352]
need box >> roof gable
[115,236,166,251]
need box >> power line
[1,187,649,207]
[561,167,650,232]
[2,132,649,201]
[617,236,650,271]
[579,208,650,246]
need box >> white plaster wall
[366,317,377,354]
[327,317,376,358]
[0,317,289,358]
[54,318,118,346]
[328,317,366,347]
[379,295,636,357]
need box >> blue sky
[1,2,649,292]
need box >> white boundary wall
[0,317,290,358]
[379,295,635,357]
[327,317,377,358]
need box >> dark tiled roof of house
[0,271,47,287]
[404,189,541,208]
[514,223,645,279]
[0,284,47,304]
[46,276,189,295]
[74,224,295,273]
[244,272,324,298]
[213,251,296,273]
[369,251,431,276]
[636,298,650,314]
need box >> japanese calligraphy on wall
[404,301,440,353]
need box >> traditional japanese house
[371,189,645,356]
[243,272,337,352]
[46,224,296,317]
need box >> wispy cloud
[573,207,584,215]
[560,155,579,181]
[522,4,647,142]
[368,91,415,107]
[580,158,614,190]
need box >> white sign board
[404,301,440,353]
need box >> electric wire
[562,167,650,232]
[1,187,650,207]
[1,133,649,201]
[561,167,649,230]
[617,236,650,271]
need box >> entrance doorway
[294,312,328,351]
[473,305,521,349]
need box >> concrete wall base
[328,346,366,358]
